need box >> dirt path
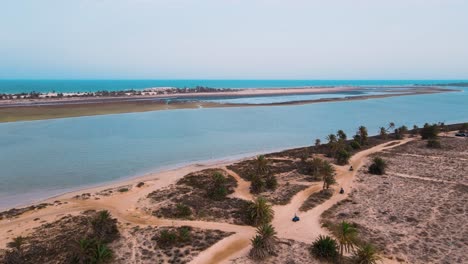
[223,167,254,201]
[272,138,415,244]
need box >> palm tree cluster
[368,157,387,175]
[420,123,440,139]
[325,129,355,165]
[302,157,336,189]
[250,155,278,193]
[247,197,277,260]
[71,238,112,264]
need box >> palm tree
[254,155,270,175]
[247,197,274,226]
[315,138,321,147]
[249,235,268,260]
[387,122,395,132]
[337,130,347,141]
[257,223,277,252]
[352,243,382,264]
[357,126,368,145]
[310,235,339,261]
[93,243,112,263]
[379,127,387,139]
[91,210,118,242]
[326,134,337,144]
[72,238,94,264]
[321,161,336,189]
[336,221,358,257]
[249,223,278,260]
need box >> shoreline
[0,86,458,123]
[2,122,466,213]
[0,142,305,212]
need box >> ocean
[0,79,466,94]
[0,85,467,209]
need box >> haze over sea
[0,81,467,209]
[0,79,466,94]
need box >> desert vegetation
[1,210,119,264]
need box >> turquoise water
[0,79,466,94]
[0,88,467,209]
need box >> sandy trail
[273,138,414,244]
[224,167,254,201]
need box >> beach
[1,128,466,263]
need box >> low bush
[368,157,387,175]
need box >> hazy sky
[1,0,468,79]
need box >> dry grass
[321,137,468,263]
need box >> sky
[1,0,468,79]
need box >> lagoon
[0,88,467,209]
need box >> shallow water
[0,87,467,209]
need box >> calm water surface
[0,88,467,209]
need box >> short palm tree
[255,155,270,175]
[310,235,339,261]
[336,221,358,256]
[249,223,277,260]
[327,134,337,144]
[321,161,336,189]
[247,197,274,226]
[256,223,277,252]
[352,243,382,264]
[379,127,387,139]
[337,130,347,141]
[93,243,112,263]
[387,122,395,131]
[249,235,268,260]
[91,210,118,242]
[72,238,94,264]
[357,126,368,145]
[315,138,321,147]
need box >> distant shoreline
[0,86,457,123]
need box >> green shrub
[175,204,192,218]
[310,235,339,261]
[368,157,387,175]
[207,172,228,200]
[352,243,381,264]
[265,175,278,190]
[335,149,351,165]
[350,140,361,150]
[250,174,265,194]
[427,139,441,148]
[177,227,192,242]
[420,123,439,139]
[157,230,178,247]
